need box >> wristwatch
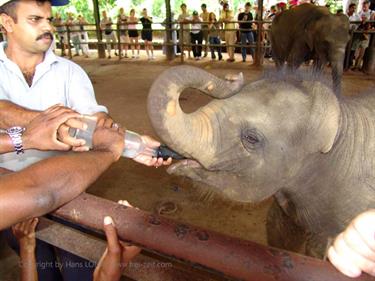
[6,127,26,155]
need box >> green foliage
[325,0,343,12]
[153,0,165,18]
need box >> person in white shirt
[190,10,203,60]
[0,1,171,280]
[100,10,118,59]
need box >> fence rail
[1,20,374,66]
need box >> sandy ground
[0,51,374,280]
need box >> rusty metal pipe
[51,193,374,281]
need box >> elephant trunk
[147,65,243,162]
[330,48,345,97]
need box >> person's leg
[190,33,196,58]
[248,31,255,60]
[56,247,95,281]
[216,37,222,60]
[111,32,118,56]
[241,32,247,61]
[209,36,215,59]
[145,39,150,58]
[72,35,80,55]
[82,32,89,57]
[2,229,64,281]
[130,37,135,57]
[225,31,230,59]
[150,39,154,57]
[105,34,111,58]
[198,31,203,58]
[230,31,236,60]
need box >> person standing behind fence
[200,3,210,58]
[140,8,155,60]
[53,13,68,57]
[128,9,140,59]
[117,8,130,58]
[178,3,191,59]
[190,11,203,60]
[352,1,374,70]
[100,11,118,59]
[78,15,89,58]
[67,13,82,57]
[238,2,254,63]
[220,3,236,62]
[208,12,222,60]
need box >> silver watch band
[6,127,25,155]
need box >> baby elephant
[270,3,350,96]
[148,65,375,257]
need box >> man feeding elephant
[270,3,350,96]
[147,65,375,260]
[0,0,171,280]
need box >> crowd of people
[0,0,374,281]
[15,1,370,66]
[345,0,375,71]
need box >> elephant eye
[241,128,263,151]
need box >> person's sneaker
[211,55,216,60]
[242,58,246,62]
[218,55,223,61]
[226,58,235,62]
[115,52,119,56]
[108,55,111,59]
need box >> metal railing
[1,20,374,67]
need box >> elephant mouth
[167,159,203,175]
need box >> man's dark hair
[180,3,186,9]
[363,0,370,4]
[348,3,356,8]
[223,3,229,9]
[201,3,206,8]
[245,2,251,7]
[0,0,50,22]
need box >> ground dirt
[0,52,374,280]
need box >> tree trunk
[92,0,105,58]
[165,0,175,61]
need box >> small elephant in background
[270,3,350,96]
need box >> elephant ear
[304,81,340,153]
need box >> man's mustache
[36,32,53,41]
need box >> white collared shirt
[0,41,108,171]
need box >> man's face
[363,2,369,10]
[3,1,54,54]
[349,5,356,13]
[245,5,251,12]
[181,6,186,13]
[201,6,206,12]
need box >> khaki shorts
[120,34,130,44]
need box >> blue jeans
[241,31,254,60]
[209,36,222,59]
[3,228,95,281]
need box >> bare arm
[0,120,124,230]
[12,218,39,281]
[0,100,39,127]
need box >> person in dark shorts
[128,9,140,58]
[140,8,155,60]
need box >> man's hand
[328,209,375,277]
[93,216,141,281]
[92,119,125,161]
[12,218,39,252]
[24,104,87,151]
[133,135,172,167]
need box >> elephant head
[148,66,340,203]
[304,13,350,95]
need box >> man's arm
[0,119,124,230]
[0,100,39,128]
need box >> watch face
[7,126,25,134]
